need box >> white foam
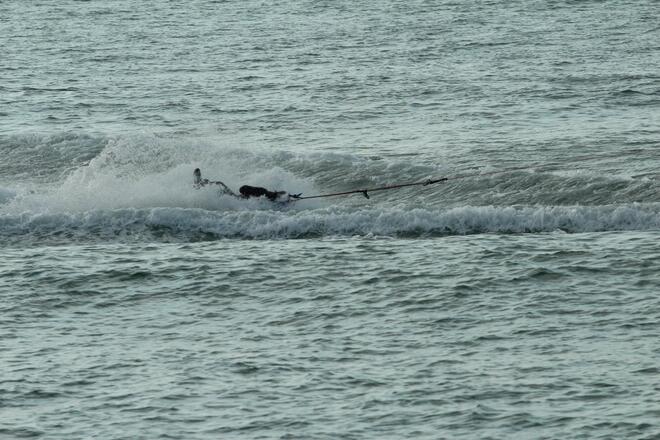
[2,204,659,242]
[2,133,658,242]
[1,155,318,215]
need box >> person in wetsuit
[193,168,294,201]
[237,184,283,201]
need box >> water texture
[1,0,660,439]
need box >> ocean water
[2,1,660,438]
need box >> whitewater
[2,0,660,439]
[2,134,659,243]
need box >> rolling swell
[1,204,659,244]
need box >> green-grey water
[2,1,660,438]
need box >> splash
[1,132,659,244]
[0,133,318,214]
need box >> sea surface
[2,1,660,439]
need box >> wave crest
[2,204,658,244]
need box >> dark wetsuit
[195,168,289,201]
[239,185,281,201]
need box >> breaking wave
[1,132,659,244]
[2,204,659,244]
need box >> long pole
[293,163,556,201]
[294,177,449,200]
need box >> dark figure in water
[193,168,296,201]
[237,185,283,201]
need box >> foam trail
[2,204,659,244]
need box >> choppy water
[2,1,660,438]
